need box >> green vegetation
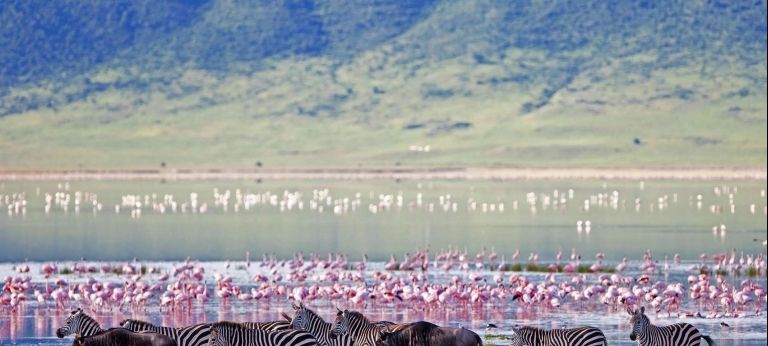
[483,334,508,343]
[745,267,765,278]
[0,1,765,169]
[498,263,617,274]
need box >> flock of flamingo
[2,247,766,320]
[1,183,766,225]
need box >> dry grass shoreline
[0,167,765,181]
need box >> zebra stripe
[208,321,317,346]
[120,319,212,346]
[242,321,292,332]
[628,307,716,346]
[289,303,354,346]
[509,326,607,346]
[330,309,387,346]
[56,308,106,338]
[121,319,295,346]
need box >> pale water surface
[0,179,765,261]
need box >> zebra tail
[702,335,716,346]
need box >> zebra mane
[211,321,248,330]
[520,326,544,332]
[75,311,102,327]
[121,319,156,327]
[344,310,372,325]
[513,325,547,340]
[300,305,326,322]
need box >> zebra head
[627,306,647,341]
[208,323,230,346]
[328,308,349,340]
[290,302,309,330]
[508,326,528,346]
[56,308,85,338]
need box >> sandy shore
[0,167,765,181]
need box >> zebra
[121,319,292,346]
[329,309,388,346]
[508,325,607,346]
[627,307,716,346]
[208,321,317,346]
[120,319,213,346]
[56,308,107,338]
[243,320,293,332]
[289,302,355,346]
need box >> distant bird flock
[1,184,766,231]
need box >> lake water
[0,179,766,345]
[0,179,766,261]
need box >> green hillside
[0,0,765,169]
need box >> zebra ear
[640,306,645,314]
[292,302,299,310]
[510,326,520,335]
[299,301,305,309]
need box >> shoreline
[0,167,765,181]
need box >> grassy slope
[0,1,765,170]
[2,85,763,170]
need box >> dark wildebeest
[377,321,482,346]
[72,328,177,346]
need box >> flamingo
[616,257,628,272]
[384,255,398,271]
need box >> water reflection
[1,302,767,346]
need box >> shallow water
[0,180,766,261]
[0,261,766,345]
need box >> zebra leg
[701,335,716,346]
